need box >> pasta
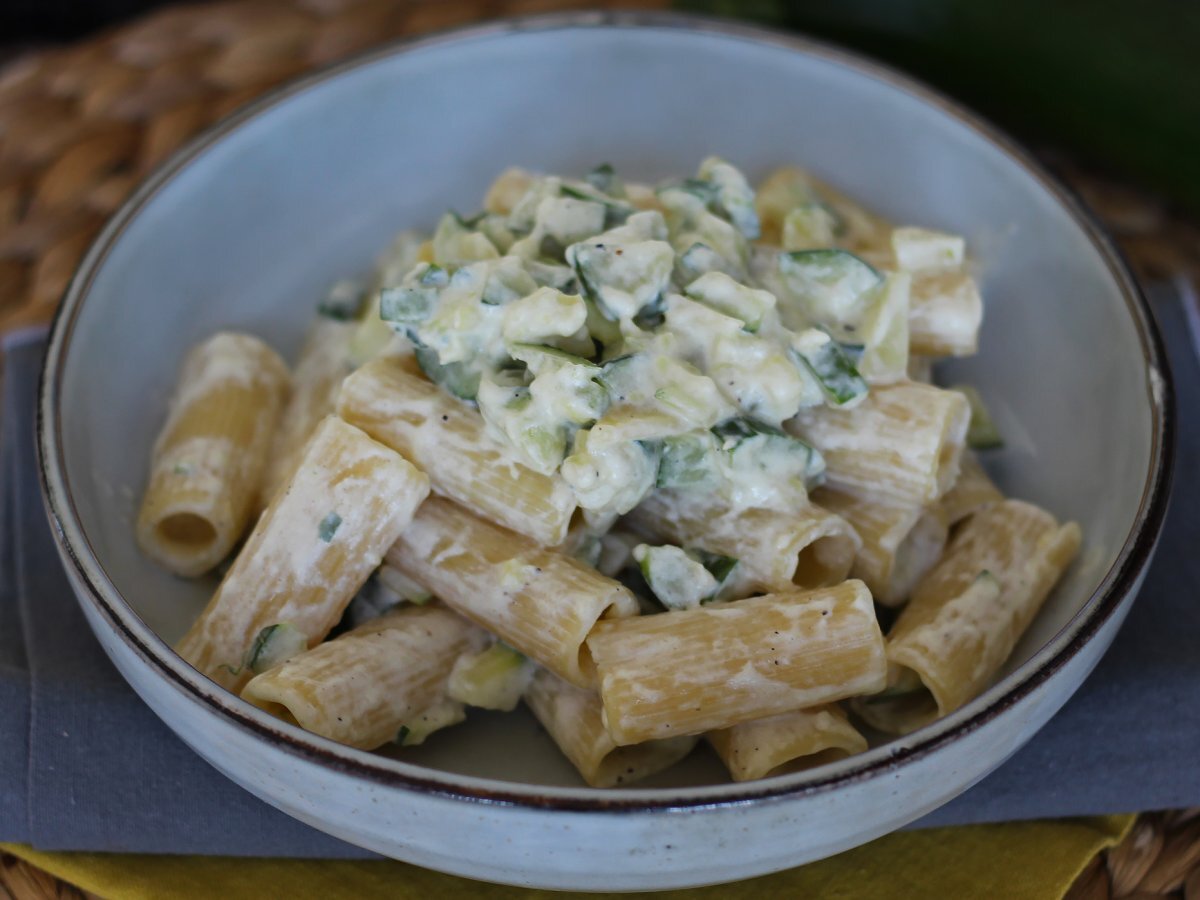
[524,667,698,787]
[707,705,868,782]
[585,581,886,745]
[148,157,1082,787]
[812,487,948,607]
[627,490,860,591]
[260,313,357,505]
[243,604,487,750]
[338,357,577,546]
[856,500,1081,734]
[385,496,638,688]
[786,382,971,506]
[176,416,429,692]
[136,332,289,576]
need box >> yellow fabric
[3,815,1132,900]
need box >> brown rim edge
[35,10,1176,815]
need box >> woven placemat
[0,1,1197,897]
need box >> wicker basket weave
[0,1,1196,897]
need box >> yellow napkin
[3,815,1130,899]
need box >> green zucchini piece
[447,643,535,712]
[777,249,883,336]
[246,622,307,675]
[656,432,721,489]
[634,544,720,611]
[697,156,761,239]
[950,384,1005,449]
[378,264,448,325]
[684,271,776,332]
[789,329,869,406]
[411,340,481,402]
[713,417,826,490]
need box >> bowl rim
[36,9,1175,813]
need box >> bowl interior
[54,19,1155,788]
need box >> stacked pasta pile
[135,159,1080,787]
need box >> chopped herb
[318,512,342,543]
[172,462,193,476]
[396,725,411,745]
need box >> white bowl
[37,12,1173,891]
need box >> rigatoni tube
[386,496,638,688]
[524,668,697,788]
[177,416,430,692]
[857,500,1081,735]
[338,356,577,546]
[242,605,486,750]
[937,450,1004,527]
[260,318,355,506]
[786,381,970,506]
[707,705,867,782]
[627,491,860,592]
[813,488,948,607]
[586,580,886,745]
[136,332,289,577]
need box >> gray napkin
[0,283,1196,857]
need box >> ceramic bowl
[37,12,1173,891]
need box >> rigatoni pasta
[627,490,860,591]
[586,581,886,745]
[524,668,698,787]
[136,332,289,576]
[707,705,868,782]
[386,496,638,688]
[150,156,1084,788]
[260,315,357,506]
[338,356,577,546]
[857,500,1081,735]
[243,604,486,750]
[176,416,429,692]
[812,488,948,607]
[786,382,970,506]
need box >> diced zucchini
[432,212,500,267]
[675,241,740,285]
[781,203,840,251]
[245,622,307,675]
[777,249,883,338]
[709,332,808,425]
[713,417,826,491]
[656,431,721,489]
[506,176,561,234]
[788,328,869,407]
[659,187,749,280]
[567,235,675,323]
[447,643,535,712]
[501,289,591,351]
[526,260,579,294]
[560,182,634,229]
[379,263,449,325]
[535,195,608,247]
[317,279,366,321]
[474,213,516,253]
[634,544,719,611]
[411,338,481,401]
[394,697,466,747]
[560,429,660,515]
[856,272,911,384]
[891,226,965,271]
[584,163,624,197]
[683,271,776,332]
[697,156,760,239]
[509,342,596,372]
[480,256,538,306]
[950,384,1004,449]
